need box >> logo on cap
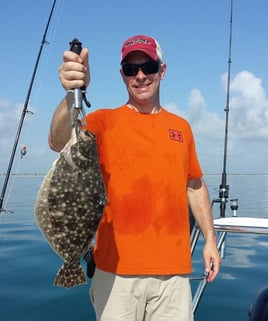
[121,35,163,63]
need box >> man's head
[119,35,166,112]
[121,35,163,64]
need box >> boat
[190,208,268,319]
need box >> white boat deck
[213,216,268,234]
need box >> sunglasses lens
[122,64,138,76]
[122,61,160,76]
[143,61,160,74]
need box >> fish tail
[53,261,87,288]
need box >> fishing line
[32,0,64,104]
[17,1,64,178]
[18,0,64,168]
[0,0,58,213]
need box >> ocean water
[0,174,267,321]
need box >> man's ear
[160,63,167,80]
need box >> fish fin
[53,261,87,288]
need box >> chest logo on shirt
[169,129,183,142]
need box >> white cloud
[187,89,224,139]
[0,100,22,150]
[165,70,268,173]
[0,100,49,174]
[228,71,268,139]
[167,71,268,141]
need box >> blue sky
[0,0,267,176]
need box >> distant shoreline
[1,173,268,177]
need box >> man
[49,35,221,321]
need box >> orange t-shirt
[85,105,202,275]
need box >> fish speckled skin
[35,121,107,288]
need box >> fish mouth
[73,119,95,142]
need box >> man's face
[120,51,166,107]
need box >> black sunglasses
[122,61,160,76]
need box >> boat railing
[190,214,268,313]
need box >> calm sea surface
[0,174,268,321]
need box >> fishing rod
[212,0,234,217]
[0,0,57,213]
[191,3,236,312]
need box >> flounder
[35,120,106,288]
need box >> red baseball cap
[121,35,163,63]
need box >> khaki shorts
[90,268,193,321]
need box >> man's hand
[203,239,221,282]
[59,48,90,91]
